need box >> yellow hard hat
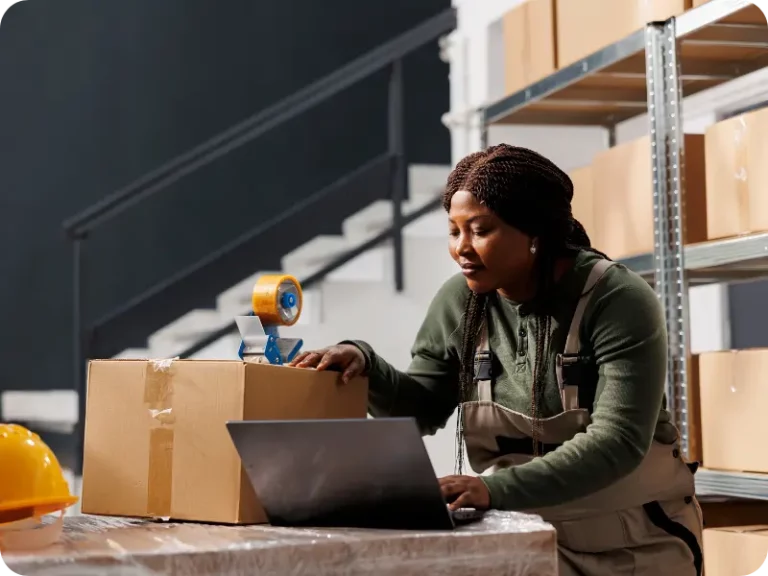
[0,424,78,524]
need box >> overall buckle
[474,351,493,381]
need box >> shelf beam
[618,233,768,283]
[696,469,768,501]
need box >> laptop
[226,418,486,530]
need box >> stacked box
[502,0,557,96]
[591,134,707,260]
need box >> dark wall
[0,0,450,391]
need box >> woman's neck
[496,256,577,304]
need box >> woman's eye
[472,228,488,236]
[449,229,460,238]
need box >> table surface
[4,512,558,576]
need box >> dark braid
[455,291,487,473]
[444,144,610,471]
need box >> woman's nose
[456,233,472,256]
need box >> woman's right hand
[288,344,367,384]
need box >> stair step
[324,246,390,283]
[148,309,231,350]
[404,209,448,238]
[281,235,350,275]
[188,333,242,360]
[1,390,78,425]
[342,194,441,244]
[408,164,451,199]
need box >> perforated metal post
[645,20,691,458]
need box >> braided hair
[444,144,609,474]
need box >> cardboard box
[592,134,707,260]
[82,359,368,524]
[704,526,768,576]
[699,350,768,474]
[502,0,557,96]
[556,0,692,68]
[569,165,599,248]
[704,106,768,240]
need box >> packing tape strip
[143,359,177,518]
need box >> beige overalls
[462,259,704,576]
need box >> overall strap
[556,258,616,410]
[475,322,493,402]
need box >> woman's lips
[460,264,484,277]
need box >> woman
[289,144,703,575]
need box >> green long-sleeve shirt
[347,250,677,511]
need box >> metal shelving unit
[481,0,768,500]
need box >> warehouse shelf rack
[481,0,768,500]
[484,0,768,128]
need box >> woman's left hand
[439,475,491,511]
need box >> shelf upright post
[480,122,489,150]
[645,19,692,459]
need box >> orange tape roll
[251,274,303,326]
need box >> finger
[440,481,467,501]
[438,476,461,486]
[296,352,322,368]
[341,358,365,384]
[316,350,346,371]
[448,491,473,511]
[288,352,311,366]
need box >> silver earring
[530,244,537,255]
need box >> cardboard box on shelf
[502,0,557,96]
[592,134,707,260]
[704,106,768,240]
[699,349,768,474]
[82,359,368,524]
[704,526,768,576]
[556,0,692,69]
[569,165,600,249]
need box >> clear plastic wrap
[5,512,557,576]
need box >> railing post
[388,58,405,292]
[72,238,87,477]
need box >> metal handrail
[62,8,456,238]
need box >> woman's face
[448,190,536,298]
